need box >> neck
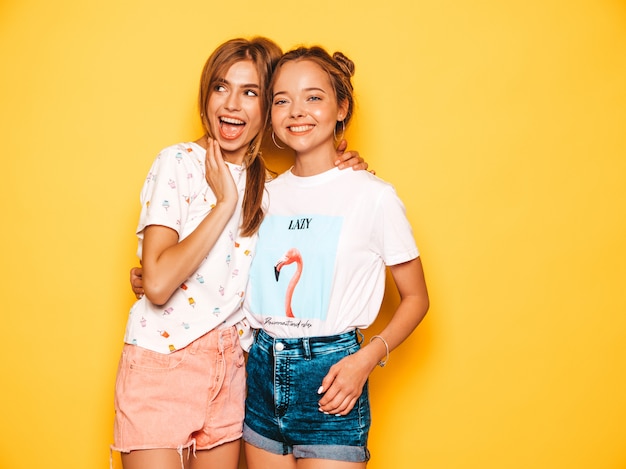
[222,150,247,166]
[291,144,336,177]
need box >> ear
[337,99,349,122]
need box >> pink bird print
[274,248,303,318]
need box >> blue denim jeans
[243,329,371,462]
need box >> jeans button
[275,342,285,352]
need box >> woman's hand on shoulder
[334,139,374,174]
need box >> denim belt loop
[302,337,311,360]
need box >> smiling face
[206,60,263,164]
[271,59,347,162]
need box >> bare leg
[192,440,241,469]
[121,448,190,469]
[244,442,297,469]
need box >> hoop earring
[333,120,345,142]
[271,130,284,150]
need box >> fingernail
[317,386,324,394]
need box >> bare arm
[317,256,429,415]
[141,139,238,305]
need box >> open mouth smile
[219,116,246,139]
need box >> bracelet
[370,335,389,367]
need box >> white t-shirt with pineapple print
[123,142,256,354]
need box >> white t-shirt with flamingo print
[123,142,256,354]
[243,166,419,339]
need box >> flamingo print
[274,248,303,318]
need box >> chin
[218,137,247,151]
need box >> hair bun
[333,52,355,78]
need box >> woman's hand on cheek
[204,138,238,210]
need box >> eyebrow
[217,78,260,89]
[273,87,327,98]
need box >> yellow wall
[1,0,625,468]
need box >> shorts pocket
[126,343,187,373]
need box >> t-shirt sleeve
[372,184,420,266]
[135,146,199,251]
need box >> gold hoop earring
[333,120,345,142]
[271,130,284,150]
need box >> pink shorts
[112,326,246,453]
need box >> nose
[224,92,241,111]
[288,101,306,118]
